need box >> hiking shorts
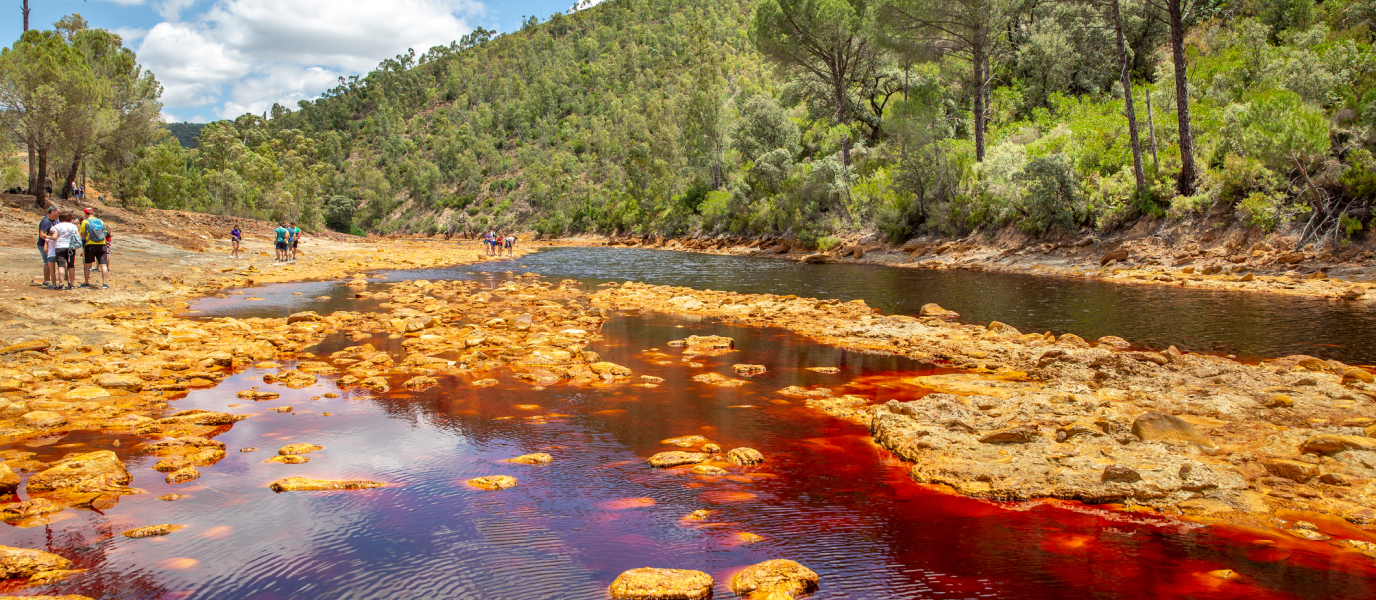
[291,240,299,249]
[84,244,107,265]
[54,247,75,269]
[38,241,53,263]
[276,241,288,251]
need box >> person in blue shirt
[230,225,242,259]
[274,223,288,261]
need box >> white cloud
[136,0,485,118]
[111,27,149,42]
[156,0,202,21]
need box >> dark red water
[3,308,1374,598]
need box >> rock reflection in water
[0,310,1370,599]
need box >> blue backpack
[84,217,107,244]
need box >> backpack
[84,217,106,244]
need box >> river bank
[0,232,1369,596]
[554,223,1376,302]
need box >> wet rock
[702,444,721,454]
[0,595,93,600]
[806,366,840,374]
[920,303,960,318]
[648,452,710,468]
[1342,368,1374,385]
[661,435,709,448]
[265,455,309,464]
[155,410,247,426]
[164,467,200,484]
[506,453,553,465]
[64,386,109,401]
[608,567,713,600]
[360,376,390,392]
[1301,434,1376,455]
[19,412,66,429]
[467,475,518,491]
[236,389,279,400]
[591,362,633,377]
[1101,465,1141,483]
[278,444,324,456]
[1096,336,1131,349]
[0,499,61,522]
[122,524,185,539]
[403,376,438,389]
[987,321,1020,335]
[268,478,385,492]
[726,447,764,466]
[1263,459,1318,483]
[691,373,748,387]
[27,569,85,587]
[286,311,322,324]
[729,559,819,599]
[1131,413,1217,451]
[691,465,726,475]
[0,546,71,578]
[732,364,767,375]
[978,427,1038,444]
[26,451,131,493]
[0,463,18,495]
[684,335,734,351]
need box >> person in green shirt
[274,223,289,261]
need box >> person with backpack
[230,224,242,259]
[289,223,302,260]
[79,207,110,289]
[50,212,80,290]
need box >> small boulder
[691,465,726,475]
[1301,434,1376,455]
[0,545,71,578]
[660,435,709,448]
[26,451,130,493]
[648,452,710,468]
[726,447,765,466]
[1263,458,1319,483]
[19,411,66,429]
[729,559,819,599]
[608,567,713,600]
[164,467,200,484]
[919,303,960,318]
[278,444,324,456]
[505,453,553,465]
[286,311,322,324]
[0,463,18,495]
[122,524,185,539]
[1342,368,1375,385]
[979,427,1038,444]
[1101,465,1141,483]
[467,475,518,491]
[1131,413,1217,451]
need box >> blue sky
[4,0,584,123]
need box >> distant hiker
[290,223,302,260]
[504,235,515,257]
[50,211,80,290]
[274,223,289,261]
[37,206,58,288]
[230,225,242,259]
[79,207,109,289]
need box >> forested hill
[118,0,1376,252]
[165,123,205,149]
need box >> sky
[4,0,585,123]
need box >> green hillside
[164,122,206,149]
[105,0,1376,249]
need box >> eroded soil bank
[0,237,1368,598]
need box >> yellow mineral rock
[467,475,518,491]
[608,567,713,600]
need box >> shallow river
[2,248,1374,599]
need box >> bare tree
[1142,0,1198,195]
[22,0,30,32]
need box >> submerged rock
[505,453,553,465]
[660,435,709,448]
[164,467,200,484]
[467,475,518,491]
[729,559,819,599]
[268,478,385,492]
[122,524,185,539]
[608,567,713,600]
[0,546,72,578]
[278,443,324,456]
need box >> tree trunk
[62,153,80,200]
[22,0,30,31]
[972,41,986,162]
[1168,0,1197,195]
[1112,0,1146,195]
[1145,84,1160,173]
[34,147,48,206]
[26,143,37,196]
[834,78,851,167]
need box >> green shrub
[1016,153,1082,234]
[1237,192,1295,230]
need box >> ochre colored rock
[1131,413,1216,451]
[268,478,385,492]
[265,455,310,464]
[920,303,960,318]
[164,467,200,484]
[691,465,726,475]
[26,451,131,493]
[1263,459,1319,483]
[122,524,185,539]
[26,569,85,587]
[1301,434,1376,455]
[0,545,71,578]
[506,453,553,465]
[729,559,819,599]
[1101,465,1141,483]
[1342,368,1375,385]
[403,376,438,389]
[732,364,767,375]
[978,427,1038,444]
[648,452,710,468]
[684,335,734,351]
[286,311,322,324]
[726,447,765,466]
[0,462,18,495]
[64,386,110,401]
[467,475,518,491]
[20,411,66,429]
[0,340,49,355]
[236,389,279,400]
[608,567,713,600]
[660,435,709,448]
[278,444,324,456]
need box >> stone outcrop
[608,568,713,600]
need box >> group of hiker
[273,222,303,261]
[37,205,111,290]
[484,230,515,257]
